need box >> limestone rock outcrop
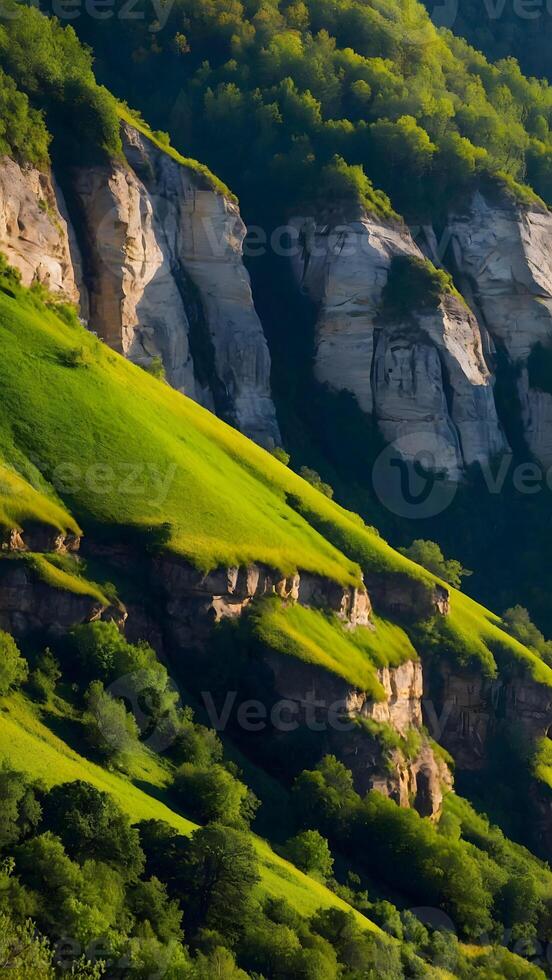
[448,191,552,466]
[0,156,81,303]
[290,211,505,477]
[155,556,371,647]
[70,124,280,447]
[265,649,451,818]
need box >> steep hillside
[0,260,552,974]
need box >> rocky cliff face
[448,191,552,466]
[290,210,506,477]
[291,193,552,476]
[0,134,280,448]
[70,124,280,447]
[266,649,451,818]
[0,155,82,304]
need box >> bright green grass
[0,462,79,536]
[251,600,416,697]
[1,285,551,691]
[3,552,110,604]
[117,104,236,200]
[448,590,552,686]
[0,694,379,930]
[0,287,361,585]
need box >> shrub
[398,539,472,588]
[298,466,334,499]
[0,631,28,695]
[83,680,139,767]
[284,829,334,881]
[173,763,258,827]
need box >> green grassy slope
[251,600,416,697]
[1,282,551,692]
[0,693,380,929]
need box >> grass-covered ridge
[0,552,110,605]
[2,277,552,693]
[0,463,79,538]
[251,599,416,697]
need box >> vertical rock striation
[71,124,280,447]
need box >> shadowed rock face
[265,650,451,818]
[290,194,552,476]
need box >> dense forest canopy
[35,0,552,218]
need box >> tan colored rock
[72,125,280,447]
[0,156,81,303]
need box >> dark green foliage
[381,256,460,318]
[68,0,552,219]
[0,68,49,166]
[41,780,144,880]
[298,467,334,499]
[27,648,61,703]
[0,764,41,851]
[127,876,183,943]
[502,606,552,666]
[172,822,260,939]
[83,679,140,767]
[0,4,122,164]
[173,762,259,827]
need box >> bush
[83,680,139,767]
[398,539,472,589]
[0,631,28,695]
[284,829,334,881]
[271,446,290,466]
[298,466,334,499]
[173,763,258,827]
[41,780,144,880]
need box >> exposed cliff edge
[0,154,82,305]
[70,124,280,447]
[0,132,280,448]
[448,191,552,466]
[291,193,552,476]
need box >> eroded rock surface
[291,211,505,476]
[0,156,81,303]
[71,125,280,447]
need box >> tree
[284,830,334,881]
[178,823,260,938]
[41,781,144,881]
[0,913,55,978]
[173,764,258,828]
[83,680,139,767]
[398,539,472,588]
[194,946,249,979]
[128,877,183,943]
[0,631,28,695]
[502,606,552,663]
[0,764,41,850]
